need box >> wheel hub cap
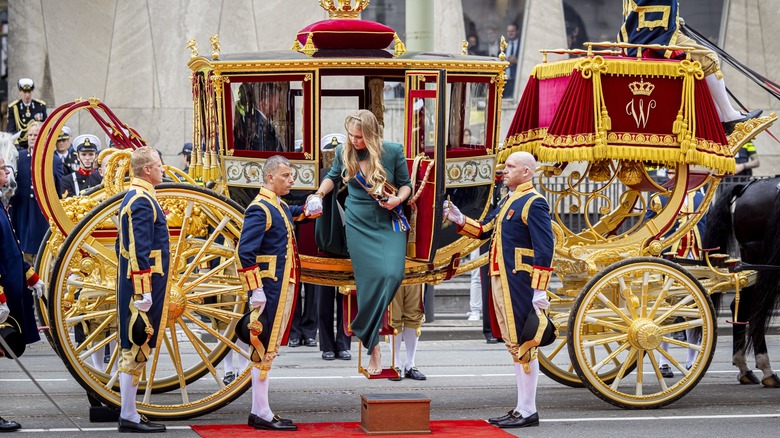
[168,285,187,319]
[628,318,662,350]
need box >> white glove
[30,280,45,299]
[133,293,153,312]
[0,302,9,324]
[306,195,323,215]
[249,287,267,313]
[443,200,464,225]
[532,289,549,310]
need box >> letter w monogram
[625,99,657,129]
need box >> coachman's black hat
[519,308,557,349]
[0,317,26,359]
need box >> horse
[0,132,20,206]
[704,177,780,387]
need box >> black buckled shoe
[495,411,539,428]
[222,371,235,385]
[404,367,427,381]
[723,109,763,135]
[659,364,674,378]
[251,415,298,431]
[0,417,21,432]
[488,410,519,424]
[248,413,293,427]
[118,416,166,433]
[337,350,352,360]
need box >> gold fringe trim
[531,59,582,80]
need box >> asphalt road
[1,333,778,437]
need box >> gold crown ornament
[629,78,655,96]
[319,0,370,19]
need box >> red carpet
[192,420,514,437]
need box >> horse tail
[703,184,742,316]
[749,186,780,346]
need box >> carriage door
[404,70,446,263]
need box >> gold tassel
[672,112,684,135]
[302,32,317,56]
[601,108,611,131]
[291,38,302,52]
[393,33,407,57]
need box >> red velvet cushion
[297,19,395,50]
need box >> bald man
[444,151,554,428]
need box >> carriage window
[447,80,489,154]
[229,79,306,155]
[409,81,438,158]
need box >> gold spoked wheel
[539,297,637,388]
[568,257,716,409]
[47,183,250,419]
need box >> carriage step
[360,393,430,435]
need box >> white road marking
[0,379,68,382]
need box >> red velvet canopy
[501,56,734,174]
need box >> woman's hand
[379,195,402,210]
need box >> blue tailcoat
[116,178,170,349]
[458,181,554,344]
[0,208,40,344]
[236,187,307,360]
[618,0,680,58]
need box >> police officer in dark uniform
[61,134,101,198]
[6,78,47,151]
[54,126,79,176]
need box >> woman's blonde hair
[341,109,386,189]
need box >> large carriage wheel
[539,300,636,387]
[568,257,716,409]
[47,183,250,419]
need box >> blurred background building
[3,0,778,171]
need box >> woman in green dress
[307,110,412,375]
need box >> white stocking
[514,360,539,418]
[402,327,419,370]
[705,74,741,121]
[119,372,141,423]
[659,341,670,366]
[685,328,701,368]
[236,339,249,372]
[223,350,235,374]
[91,350,104,370]
[391,334,403,369]
[251,367,273,421]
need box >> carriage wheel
[568,257,716,409]
[539,299,636,387]
[47,183,251,419]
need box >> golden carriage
[29,1,778,419]
[31,2,510,419]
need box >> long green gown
[324,142,411,350]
